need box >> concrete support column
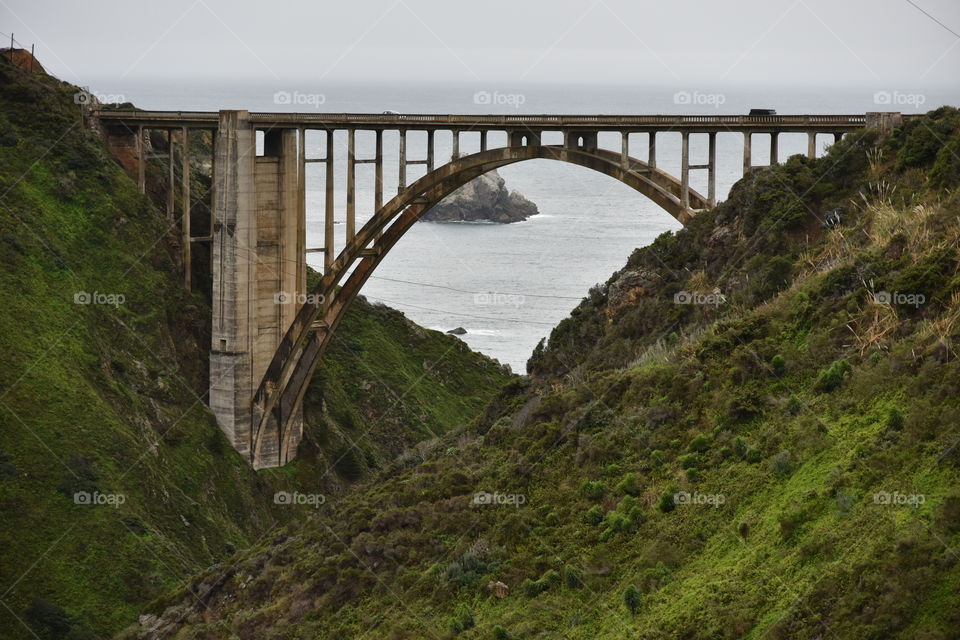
[210,117,304,468]
[181,127,191,289]
[708,131,717,208]
[621,131,629,169]
[136,126,145,192]
[374,130,384,211]
[426,129,435,171]
[480,130,487,152]
[346,129,356,243]
[451,130,459,160]
[807,131,816,159]
[398,130,406,192]
[166,129,175,222]
[648,132,656,169]
[680,131,690,208]
[833,132,843,144]
[324,132,335,271]
[743,131,752,175]
[210,110,256,462]
[769,132,779,166]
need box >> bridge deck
[95,110,914,132]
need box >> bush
[616,473,641,496]
[658,490,677,513]
[454,605,474,631]
[771,354,786,375]
[770,450,793,476]
[585,505,604,525]
[624,584,642,614]
[814,359,852,393]
[523,570,560,597]
[886,407,905,431]
[564,564,584,589]
[687,434,711,453]
[785,395,802,415]
[733,437,749,459]
[544,512,561,526]
[680,453,698,470]
[493,626,512,640]
[580,480,607,500]
[779,508,808,541]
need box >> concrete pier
[209,111,305,467]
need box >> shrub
[687,434,711,453]
[779,508,807,541]
[564,564,584,589]
[585,505,604,525]
[545,512,561,527]
[733,437,749,459]
[886,407,905,431]
[455,605,474,631]
[746,447,763,464]
[580,480,607,500]
[658,490,677,513]
[814,359,852,393]
[493,626,511,640]
[771,354,786,375]
[624,584,642,614]
[523,570,560,598]
[770,450,793,476]
[680,453,698,470]
[785,395,802,415]
[616,473,641,496]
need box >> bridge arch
[251,144,707,465]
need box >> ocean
[89,78,959,371]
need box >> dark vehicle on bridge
[749,108,777,115]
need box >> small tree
[624,584,642,614]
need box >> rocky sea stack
[421,165,538,223]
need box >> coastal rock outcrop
[421,166,538,223]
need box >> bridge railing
[95,109,876,130]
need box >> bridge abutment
[209,111,305,468]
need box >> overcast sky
[2,0,958,88]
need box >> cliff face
[421,167,539,223]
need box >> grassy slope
[135,109,960,639]
[0,59,511,640]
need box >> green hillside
[0,58,511,640]
[128,109,960,639]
